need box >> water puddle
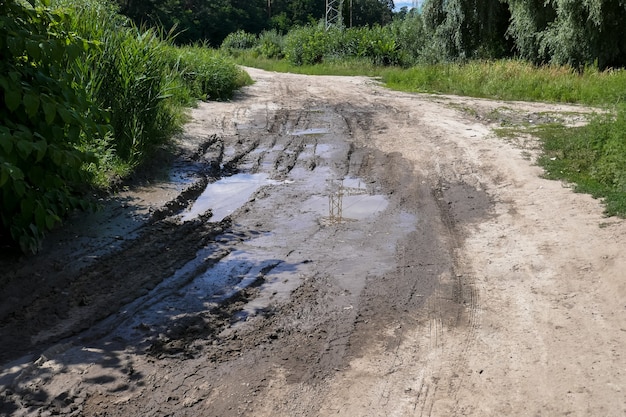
[169,169,197,188]
[303,177,389,223]
[181,173,276,222]
[107,244,301,341]
[290,128,329,136]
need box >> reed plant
[52,0,250,175]
[1,0,250,252]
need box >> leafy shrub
[1,0,251,252]
[358,25,399,66]
[221,30,258,51]
[0,0,108,252]
[256,30,285,59]
[175,46,252,100]
[389,11,427,66]
[284,25,327,65]
[283,24,400,66]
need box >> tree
[542,0,626,68]
[504,0,626,69]
[348,0,395,27]
[117,0,267,45]
[504,0,557,63]
[421,0,510,61]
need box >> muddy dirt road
[1,68,625,416]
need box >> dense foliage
[1,0,249,253]
[504,0,626,69]
[421,0,626,69]
[141,0,626,70]
[0,0,106,253]
[116,0,396,46]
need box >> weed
[536,110,626,216]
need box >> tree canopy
[421,0,626,68]
[117,0,396,45]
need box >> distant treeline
[119,0,626,69]
[115,0,395,46]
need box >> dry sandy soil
[1,68,625,416]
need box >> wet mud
[0,70,499,417]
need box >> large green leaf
[16,140,35,158]
[23,91,40,118]
[41,96,57,124]
[0,165,9,187]
[4,88,21,112]
[0,127,13,154]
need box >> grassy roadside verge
[0,0,250,253]
[235,54,626,217]
[380,60,626,106]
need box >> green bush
[284,25,326,65]
[175,46,252,101]
[283,24,400,67]
[0,0,108,253]
[221,30,258,51]
[357,25,399,66]
[389,12,427,66]
[1,0,252,252]
[256,30,285,59]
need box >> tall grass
[51,0,250,186]
[381,60,626,106]
[172,45,252,102]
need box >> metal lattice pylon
[325,0,344,30]
[328,179,344,224]
[328,179,368,224]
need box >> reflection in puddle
[290,128,329,136]
[328,179,388,223]
[181,173,276,222]
[303,178,388,223]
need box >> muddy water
[180,173,277,222]
[0,76,467,417]
[80,128,415,355]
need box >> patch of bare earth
[1,68,625,416]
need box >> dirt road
[1,68,625,416]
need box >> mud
[1,68,625,417]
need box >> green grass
[52,0,251,186]
[534,112,626,216]
[232,51,384,76]
[380,60,626,106]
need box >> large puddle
[181,173,276,222]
